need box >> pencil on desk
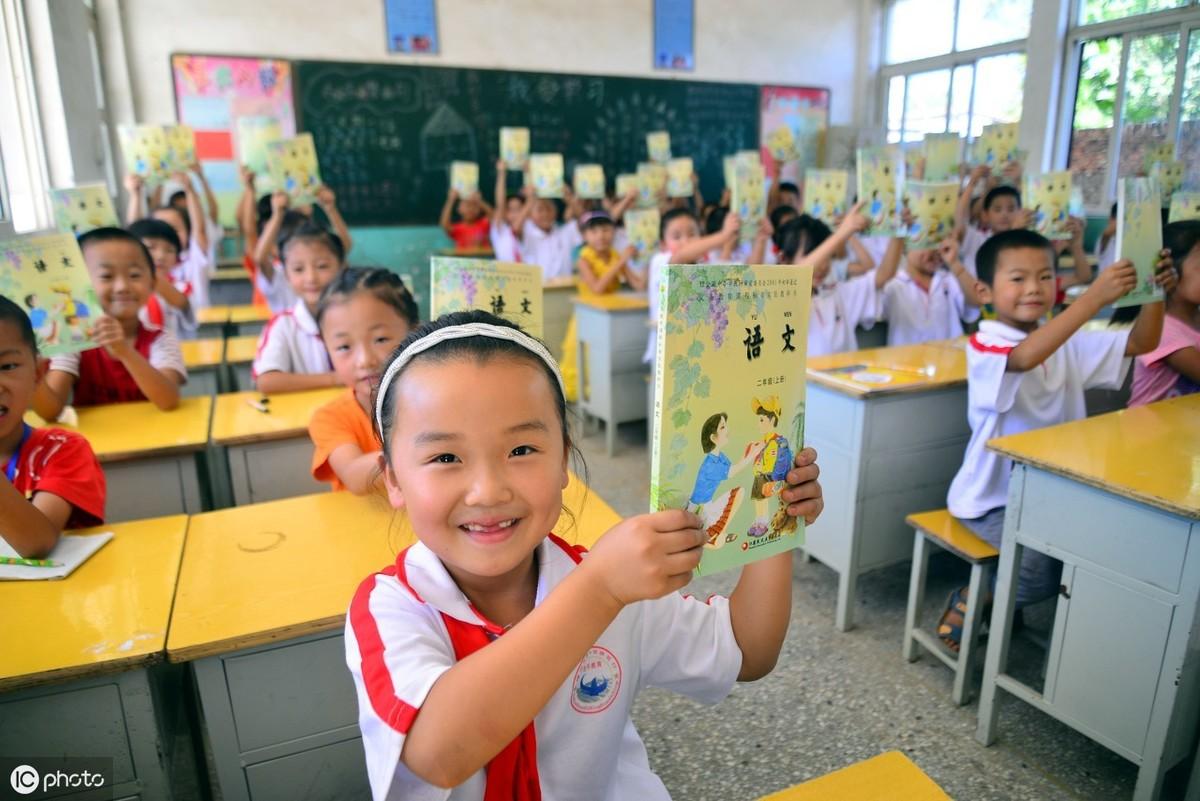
[0,556,61,568]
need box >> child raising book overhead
[252,221,345,394]
[880,238,982,346]
[938,229,1175,651]
[309,268,419,494]
[1129,220,1200,406]
[128,218,197,339]
[346,310,825,799]
[33,227,187,420]
[775,205,901,356]
[0,298,106,559]
[491,161,525,262]
[440,187,493,250]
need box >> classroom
[1,0,1199,799]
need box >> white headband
[374,322,566,433]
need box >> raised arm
[439,189,457,237]
[748,216,774,265]
[493,162,508,225]
[939,237,984,306]
[254,192,289,280]
[672,210,740,264]
[192,161,220,225]
[1125,252,1175,356]
[174,172,208,254]
[237,167,259,255]
[845,234,876,275]
[766,159,783,213]
[610,188,638,222]
[124,174,146,224]
[799,202,868,272]
[872,233,904,290]
[954,166,989,241]
[317,186,353,256]
[1059,217,1094,288]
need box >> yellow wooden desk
[228,303,271,336]
[572,293,651,456]
[758,751,950,800]
[168,475,617,800]
[976,395,1200,801]
[211,266,253,306]
[0,515,189,799]
[29,397,213,522]
[222,334,259,392]
[803,341,970,631]
[181,337,225,397]
[209,388,343,506]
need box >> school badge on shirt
[571,646,622,714]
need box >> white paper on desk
[0,531,113,580]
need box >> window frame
[1055,3,1200,209]
[0,0,52,233]
[880,0,1029,144]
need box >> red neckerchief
[145,294,165,328]
[440,612,542,800]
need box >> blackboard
[293,61,761,225]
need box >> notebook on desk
[0,531,114,580]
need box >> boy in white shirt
[490,161,525,262]
[955,180,1030,278]
[515,184,583,282]
[937,228,1175,651]
[881,238,982,346]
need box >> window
[882,0,1031,146]
[0,0,51,232]
[1063,3,1200,208]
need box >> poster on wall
[760,86,832,186]
[171,54,296,227]
[384,0,439,54]
[653,0,694,71]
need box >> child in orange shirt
[309,268,419,494]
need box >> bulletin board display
[171,54,297,227]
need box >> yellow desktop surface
[196,305,232,326]
[210,388,343,447]
[807,341,967,397]
[758,751,950,800]
[181,338,225,369]
[545,276,578,290]
[213,267,249,282]
[166,473,619,661]
[988,394,1200,519]
[572,293,650,312]
[222,334,260,364]
[0,515,188,691]
[228,304,271,325]
[26,396,213,462]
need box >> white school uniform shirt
[251,298,331,381]
[858,234,892,267]
[174,236,212,310]
[138,294,197,340]
[881,268,979,346]
[959,225,990,278]
[807,271,880,357]
[345,535,741,801]
[254,261,299,313]
[49,323,187,381]
[946,319,1130,520]
[205,218,225,272]
[490,220,522,262]
[522,219,583,281]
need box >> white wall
[101,0,865,127]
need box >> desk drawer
[1013,467,1191,594]
[244,737,369,801]
[226,634,358,753]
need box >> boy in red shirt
[0,296,106,558]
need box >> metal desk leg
[976,538,1022,746]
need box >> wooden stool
[903,509,999,705]
[757,751,951,800]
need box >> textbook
[236,116,283,175]
[905,181,958,247]
[922,134,962,182]
[529,153,564,199]
[638,162,668,207]
[1114,177,1165,309]
[0,531,114,581]
[450,161,479,196]
[118,124,170,187]
[615,173,639,201]
[1143,142,1175,175]
[731,161,766,244]
[0,231,99,355]
[1150,160,1184,204]
[47,184,119,236]
[1168,191,1200,222]
[624,208,661,261]
[1024,171,1074,240]
[646,131,672,163]
[266,133,322,206]
[430,257,544,338]
[802,169,848,227]
[972,122,1019,167]
[667,158,694,198]
[650,263,814,576]
[856,146,905,237]
[164,124,196,173]
[500,127,530,170]
[766,124,799,163]
[573,164,606,199]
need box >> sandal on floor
[936,587,969,654]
